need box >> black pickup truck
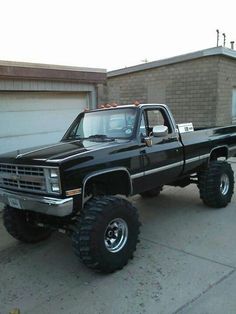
[0,104,236,272]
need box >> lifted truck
[0,104,236,273]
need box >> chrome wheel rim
[104,218,128,253]
[220,173,229,195]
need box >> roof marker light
[133,100,140,106]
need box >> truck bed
[180,125,236,175]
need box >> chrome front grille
[18,166,44,177]
[2,178,18,188]
[0,164,47,194]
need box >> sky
[0,0,235,71]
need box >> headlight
[51,183,60,192]
[45,168,61,194]
[50,168,59,178]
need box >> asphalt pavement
[0,162,236,314]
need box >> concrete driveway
[1,162,236,314]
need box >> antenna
[222,33,226,47]
[216,29,219,47]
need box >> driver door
[139,106,183,191]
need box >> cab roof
[87,103,168,113]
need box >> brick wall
[216,57,236,126]
[104,56,226,128]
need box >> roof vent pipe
[222,33,226,47]
[230,41,235,50]
[216,29,219,47]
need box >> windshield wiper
[87,134,115,141]
[66,134,83,140]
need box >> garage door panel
[0,93,88,112]
[0,109,79,137]
[0,132,63,154]
[0,92,88,154]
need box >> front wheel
[72,196,141,273]
[198,161,234,208]
[3,206,52,243]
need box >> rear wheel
[72,196,141,273]
[198,161,234,208]
[3,206,52,243]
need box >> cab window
[139,108,172,137]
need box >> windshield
[65,108,137,140]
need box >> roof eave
[108,46,236,78]
[0,61,107,84]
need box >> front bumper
[0,188,73,217]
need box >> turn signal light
[66,188,82,196]
[133,100,140,106]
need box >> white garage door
[0,92,88,154]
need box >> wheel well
[83,170,132,198]
[209,147,228,161]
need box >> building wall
[106,56,222,128]
[217,57,236,125]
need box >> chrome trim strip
[145,161,184,176]
[185,146,234,165]
[131,161,184,179]
[130,172,144,179]
[16,141,71,159]
[131,149,231,180]
[131,150,227,180]
[185,156,200,164]
[185,154,210,164]
[48,145,120,163]
[200,153,210,159]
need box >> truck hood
[0,139,123,164]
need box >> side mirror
[153,125,168,137]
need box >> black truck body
[0,104,235,272]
